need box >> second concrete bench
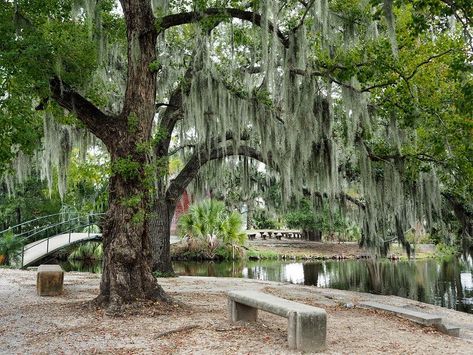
[227,290,326,352]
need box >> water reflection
[173,257,473,314]
[61,255,473,314]
[61,259,102,273]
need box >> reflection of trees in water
[303,263,322,286]
[245,261,285,282]
[300,259,472,312]
[62,259,102,273]
[157,258,473,313]
[62,255,472,313]
[173,261,245,278]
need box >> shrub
[0,230,24,266]
[177,199,246,259]
[68,241,103,261]
[251,209,279,229]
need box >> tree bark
[303,229,322,241]
[91,0,170,312]
[97,152,168,312]
[150,198,176,274]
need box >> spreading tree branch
[166,144,271,202]
[49,77,115,143]
[158,8,290,48]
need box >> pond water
[61,255,473,314]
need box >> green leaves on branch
[111,156,140,181]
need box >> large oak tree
[1,0,472,312]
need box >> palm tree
[177,199,246,258]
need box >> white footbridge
[1,212,179,268]
[21,231,102,267]
[20,232,180,267]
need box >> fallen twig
[155,324,200,338]
[214,326,242,332]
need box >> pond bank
[171,239,438,261]
[1,268,472,354]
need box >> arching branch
[308,190,366,210]
[158,8,290,48]
[293,0,316,32]
[166,144,271,202]
[154,73,191,165]
[49,77,116,143]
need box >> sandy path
[1,269,472,354]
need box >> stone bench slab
[359,301,442,325]
[360,301,460,337]
[228,290,326,352]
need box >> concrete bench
[37,264,64,296]
[360,301,460,336]
[227,290,326,352]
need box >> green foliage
[152,127,169,146]
[177,199,246,259]
[127,112,140,133]
[68,242,103,261]
[65,150,109,213]
[286,199,359,241]
[120,194,143,208]
[131,209,145,225]
[435,242,460,259]
[286,199,325,232]
[153,270,176,278]
[111,156,140,180]
[148,60,161,73]
[0,230,24,265]
[253,88,273,107]
[246,249,280,260]
[252,209,279,229]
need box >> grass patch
[246,249,280,260]
[153,270,177,278]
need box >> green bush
[251,209,280,229]
[177,199,246,259]
[0,230,24,266]
[68,241,103,261]
[435,242,460,258]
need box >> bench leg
[287,312,326,352]
[228,299,258,322]
[287,312,298,349]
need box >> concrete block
[37,264,64,296]
[359,301,461,337]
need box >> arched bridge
[1,212,179,268]
[1,212,104,268]
[21,231,102,268]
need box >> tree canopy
[0,0,472,310]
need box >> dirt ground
[1,268,472,354]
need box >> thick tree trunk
[96,152,168,312]
[93,0,166,311]
[303,229,322,241]
[150,198,176,274]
